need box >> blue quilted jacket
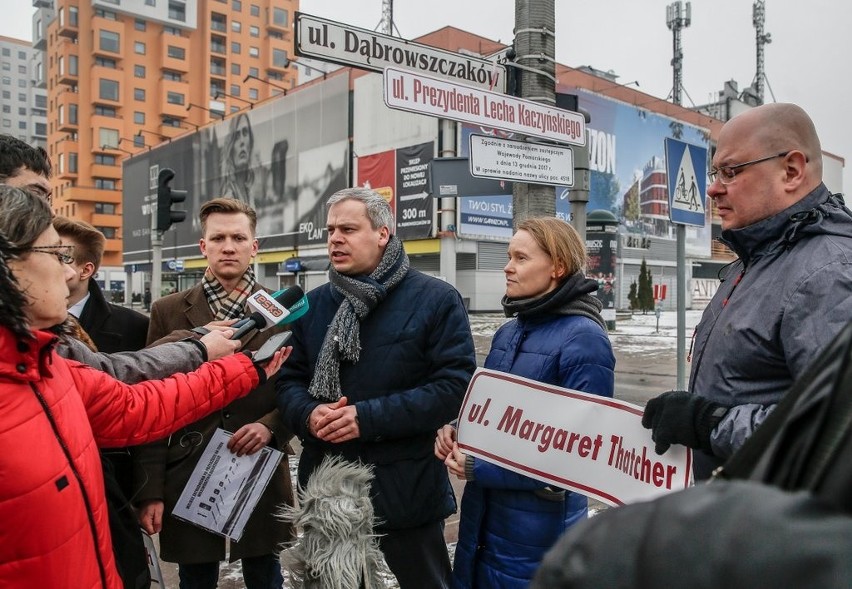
[452,311,615,589]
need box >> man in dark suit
[133,197,294,589]
[53,216,149,353]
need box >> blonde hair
[517,217,586,278]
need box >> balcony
[63,185,121,204]
[91,162,123,180]
[160,80,189,119]
[57,18,79,40]
[161,34,190,73]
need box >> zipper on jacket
[691,267,746,383]
[29,382,109,589]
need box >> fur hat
[279,455,386,589]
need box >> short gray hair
[326,188,395,233]
[0,184,53,250]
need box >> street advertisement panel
[586,229,617,321]
[122,74,350,264]
[356,142,435,240]
[456,89,712,257]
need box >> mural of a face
[232,115,253,170]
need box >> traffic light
[157,168,187,232]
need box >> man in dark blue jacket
[277,187,476,588]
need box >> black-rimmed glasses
[709,151,790,185]
[26,245,75,265]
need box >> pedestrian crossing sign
[665,138,707,227]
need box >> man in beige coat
[133,197,294,588]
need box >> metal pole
[512,0,556,227]
[667,1,690,390]
[150,210,163,304]
[570,136,590,242]
[439,118,457,286]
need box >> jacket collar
[0,327,59,382]
[719,183,839,264]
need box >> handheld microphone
[231,285,306,340]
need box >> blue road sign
[664,138,708,227]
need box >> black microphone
[231,285,306,340]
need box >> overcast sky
[4,0,850,190]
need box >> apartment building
[35,0,297,266]
[0,35,48,148]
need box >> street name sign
[295,12,506,92]
[384,68,586,146]
[469,133,574,187]
[664,138,707,227]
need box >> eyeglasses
[708,151,790,185]
[26,245,75,265]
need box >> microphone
[231,285,306,340]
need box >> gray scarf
[309,235,410,401]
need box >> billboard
[456,89,712,257]
[356,141,435,240]
[122,73,350,263]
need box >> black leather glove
[641,390,728,455]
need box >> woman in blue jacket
[436,217,615,589]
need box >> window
[248,67,258,77]
[167,45,185,60]
[231,41,241,54]
[69,6,79,26]
[134,41,146,55]
[95,57,116,68]
[1,91,9,99]
[231,20,241,33]
[69,55,78,75]
[211,13,226,32]
[69,104,78,124]
[2,63,9,72]
[167,91,184,105]
[94,154,116,165]
[1,105,8,113]
[95,203,117,214]
[250,4,259,16]
[98,78,118,101]
[1,76,10,85]
[18,107,26,115]
[168,1,186,21]
[135,19,146,31]
[94,105,117,117]
[231,62,241,75]
[94,8,117,19]
[249,46,259,58]
[162,116,180,127]
[2,120,9,128]
[211,34,226,54]
[249,25,259,37]
[164,25,182,36]
[134,65,145,78]
[99,30,120,53]
[35,95,47,108]
[18,65,26,74]
[134,111,145,124]
[18,122,26,130]
[99,128,119,148]
[1,48,8,57]
[94,178,117,190]
[97,226,117,239]
[210,57,226,76]
[17,93,25,102]
[134,88,145,101]
[133,134,145,147]
[35,122,47,136]
[163,70,182,81]
[229,84,240,97]
[232,0,241,11]
[145,0,155,6]
[248,88,258,100]
[17,79,26,88]
[273,7,288,26]
[272,48,288,68]
[18,51,26,60]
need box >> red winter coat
[0,327,260,589]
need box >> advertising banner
[356,142,434,240]
[122,74,350,263]
[457,369,692,506]
[456,89,712,257]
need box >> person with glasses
[642,102,852,480]
[0,185,291,589]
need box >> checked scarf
[308,235,410,401]
[201,266,257,320]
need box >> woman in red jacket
[0,185,290,589]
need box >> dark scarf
[309,235,410,401]
[502,270,607,331]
